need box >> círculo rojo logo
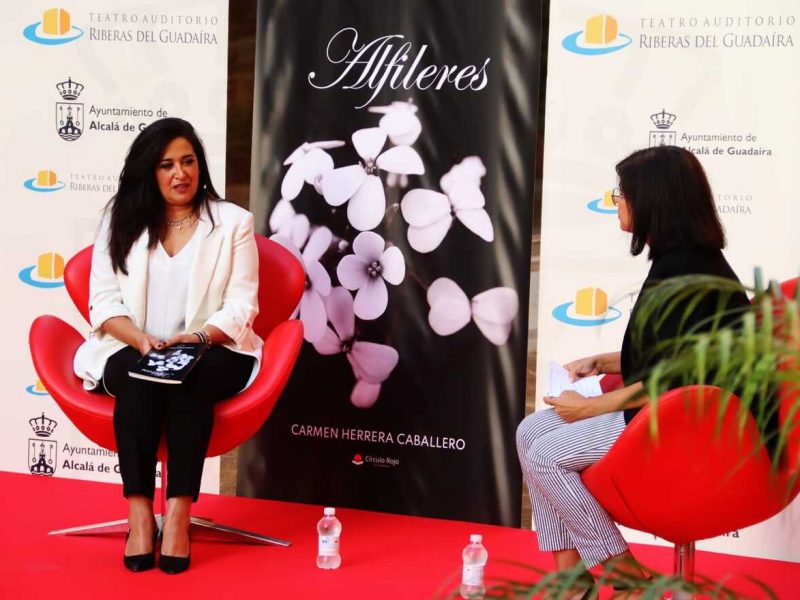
[23,8,84,45]
[23,169,65,192]
[552,286,621,326]
[563,14,632,55]
[18,252,66,289]
[587,189,619,215]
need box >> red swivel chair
[582,278,800,595]
[29,235,304,545]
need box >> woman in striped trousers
[517,146,749,597]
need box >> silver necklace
[166,213,197,230]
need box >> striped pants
[516,408,629,568]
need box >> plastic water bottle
[316,507,342,569]
[460,534,488,599]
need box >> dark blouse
[620,246,750,424]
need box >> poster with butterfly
[239,0,543,526]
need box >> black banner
[239,0,543,526]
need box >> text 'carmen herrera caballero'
[290,424,466,450]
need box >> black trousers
[103,345,255,501]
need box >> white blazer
[73,200,263,390]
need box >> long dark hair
[107,118,220,274]
[615,146,725,260]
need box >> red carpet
[0,471,796,599]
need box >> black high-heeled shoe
[123,526,158,572]
[158,548,190,574]
[158,526,191,575]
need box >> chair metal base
[673,541,696,600]
[48,460,290,547]
[189,516,290,546]
[49,514,290,547]
[49,518,131,537]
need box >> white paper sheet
[546,361,603,398]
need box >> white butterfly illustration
[321,127,424,231]
[440,156,486,192]
[400,157,493,253]
[426,277,518,346]
[314,287,400,408]
[281,140,345,201]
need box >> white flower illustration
[269,199,310,249]
[321,127,424,231]
[271,226,333,343]
[336,231,405,320]
[369,100,422,146]
[400,156,493,253]
[426,277,518,345]
[314,287,400,408]
[281,140,345,201]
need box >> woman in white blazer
[73,118,262,574]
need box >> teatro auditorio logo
[26,378,50,396]
[19,252,66,289]
[563,14,632,55]
[23,7,83,45]
[552,286,621,326]
[23,169,65,192]
[587,189,619,215]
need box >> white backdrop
[0,0,229,495]
[538,1,800,562]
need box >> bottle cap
[470,534,482,543]
[324,507,336,516]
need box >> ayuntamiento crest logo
[56,76,84,141]
[23,7,83,45]
[29,413,58,476]
[19,252,66,288]
[23,169,65,192]
[552,286,621,326]
[649,108,678,147]
[563,14,632,55]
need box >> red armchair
[582,278,800,593]
[29,235,304,545]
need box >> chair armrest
[29,316,118,451]
[600,373,624,393]
[207,319,304,457]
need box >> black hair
[615,145,725,259]
[107,117,220,274]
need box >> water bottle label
[318,535,340,556]
[462,564,484,586]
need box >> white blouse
[144,230,199,340]
[142,227,261,389]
